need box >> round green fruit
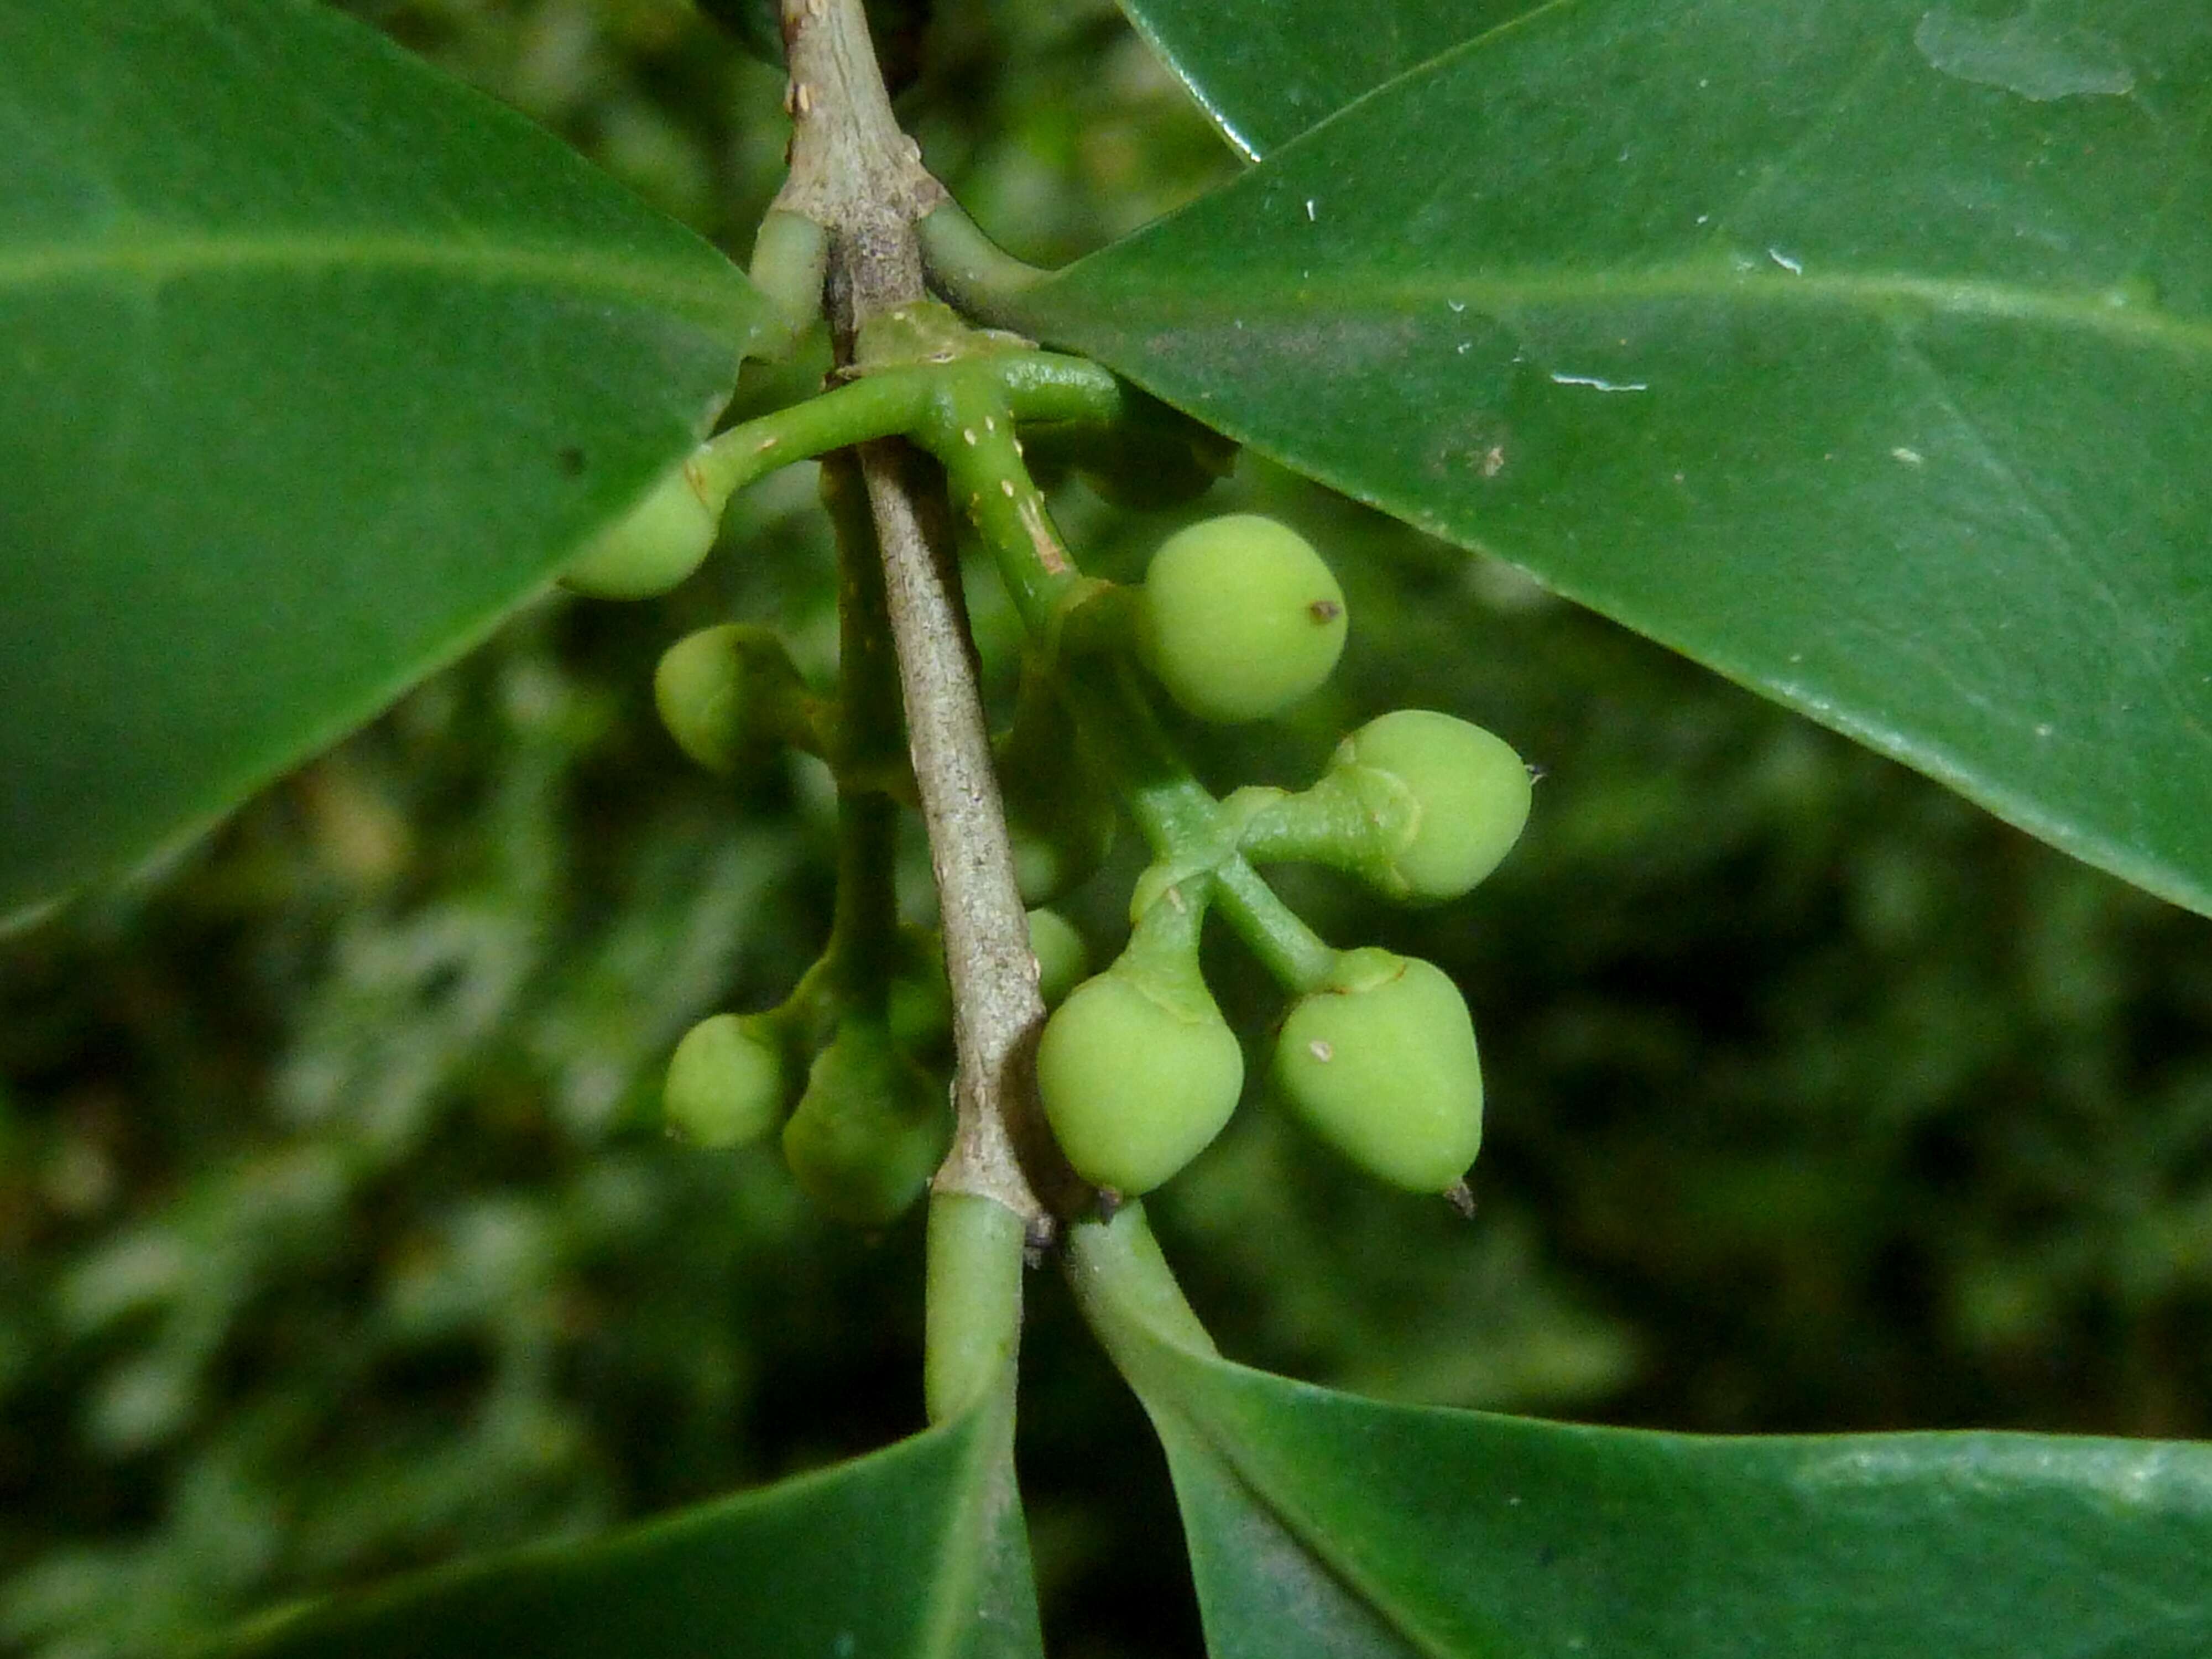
[559,459,719,599]
[1335,709,1531,901]
[1036,967,1243,1196]
[1273,949,1482,1193]
[664,1013,785,1149]
[653,624,809,774]
[781,1021,947,1226]
[1136,514,1346,723]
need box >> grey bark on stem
[773,0,1079,1234]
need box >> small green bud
[1037,922,1243,1197]
[560,456,721,599]
[1136,514,1347,723]
[1273,949,1482,1193]
[1027,909,1088,1008]
[653,624,813,774]
[781,1020,947,1226]
[664,1013,786,1148]
[1332,709,1531,901]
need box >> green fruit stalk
[1273,948,1482,1193]
[1136,514,1347,723]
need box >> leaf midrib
[1042,259,2209,357]
[0,231,744,328]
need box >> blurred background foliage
[4,2,2211,1656]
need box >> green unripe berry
[1037,956,1243,1197]
[664,1013,785,1148]
[1333,709,1532,901]
[781,1020,947,1227]
[1027,909,1088,1008]
[560,457,720,599]
[1136,514,1347,723]
[653,624,812,774]
[1273,949,1482,1193]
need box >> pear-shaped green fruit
[1037,962,1243,1196]
[1136,515,1346,723]
[1333,709,1531,901]
[664,1013,785,1148]
[1274,948,1481,1192]
[559,458,719,599]
[653,624,811,774]
[781,1021,947,1226]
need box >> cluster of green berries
[659,905,1088,1225]
[562,358,1530,1224]
[1039,517,1530,1204]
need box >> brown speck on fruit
[1309,599,1342,623]
[1444,1179,1477,1219]
[1094,1186,1126,1223]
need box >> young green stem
[916,198,1051,316]
[1063,1203,1217,1359]
[919,372,1087,637]
[691,370,935,505]
[928,408,1343,995]
[821,455,905,1016]
[778,0,1069,1245]
[925,1191,1026,1422]
[747,208,830,353]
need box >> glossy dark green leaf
[213,1396,1041,1659]
[1019,0,2212,916]
[1115,0,1542,157]
[0,0,769,921]
[1073,1216,2212,1659]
